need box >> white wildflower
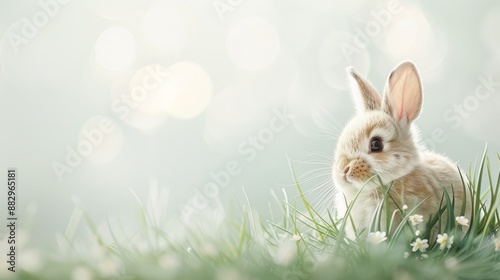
[97,257,119,277]
[415,230,420,236]
[402,205,408,210]
[19,248,42,272]
[201,243,218,257]
[456,216,469,227]
[158,254,180,270]
[72,266,93,280]
[292,233,302,242]
[409,214,424,226]
[216,268,244,280]
[403,252,410,259]
[367,231,387,245]
[495,236,500,252]
[272,239,297,266]
[436,233,454,250]
[421,253,429,259]
[410,238,429,252]
[445,257,459,272]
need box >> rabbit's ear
[346,67,381,113]
[382,61,422,125]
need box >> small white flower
[410,238,429,252]
[436,233,454,250]
[402,205,408,210]
[97,257,119,277]
[158,254,180,270]
[367,231,387,245]
[201,243,218,257]
[272,239,297,266]
[292,233,302,242]
[421,253,429,259]
[409,214,424,226]
[445,257,459,272]
[495,236,500,252]
[72,266,93,280]
[415,230,421,236]
[456,216,469,227]
[403,252,410,259]
[19,248,42,272]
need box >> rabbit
[332,61,472,239]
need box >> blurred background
[0,0,499,249]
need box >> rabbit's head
[333,61,424,192]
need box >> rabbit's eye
[370,137,383,152]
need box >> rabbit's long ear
[382,61,422,125]
[347,67,381,113]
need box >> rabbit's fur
[332,61,471,238]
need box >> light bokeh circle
[128,64,175,115]
[373,5,448,77]
[375,5,433,57]
[94,26,136,71]
[162,61,213,120]
[110,77,169,131]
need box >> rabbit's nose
[343,165,350,175]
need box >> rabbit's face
[333,110,419,190]
[332,61,423,193]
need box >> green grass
[9,151,500,280]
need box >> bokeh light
[375,5,448,75]
[72,266,94,280]
[384,17,420,55]
[227,17,280,71]
[78,116,124,164]
[128,64,175,115]
[94,26,137,72]
[110,77,169,131]
[163,61,213,120]
[19,248,43,273]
